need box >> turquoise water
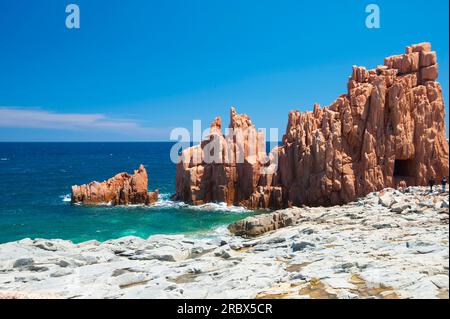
[0,143,256,243]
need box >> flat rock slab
[0,187,448,299]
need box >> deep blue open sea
[0,143,256,244]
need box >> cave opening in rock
[393,159,415,178]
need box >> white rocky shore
[0,187,448,299]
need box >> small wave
[60,194,72,202]
[80,201,114,207]
[0,158,8,161]
[152,193,251,213]
[211,225,230,235]
[187,224,232,240]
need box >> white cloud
[0,107,164,135]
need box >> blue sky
[0,0,448,141]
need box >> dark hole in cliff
[393,159,415,177]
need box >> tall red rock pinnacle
[175,43,449,209]
[175,107,271,207]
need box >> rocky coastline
[175,42,449,209]
[1,187,448,299]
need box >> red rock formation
[175,43,449,209]
[175,107,273,207]
[71,165,159,206]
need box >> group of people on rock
[428,176,447,193]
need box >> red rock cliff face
[175,43,449,209]
[72,165,159,206]
[175,108,273,207]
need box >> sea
[0,142,259,244]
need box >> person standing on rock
[442,176,447,193]
[428,177,435,193]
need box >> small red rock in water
[71,165,158,206]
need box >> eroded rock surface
[71,165,159,206]
[175,108,273,208]
[1,187,448,299]
[175,43,449,209]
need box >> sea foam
[60,192,251,213]
[60,194,72,202]
[152,193,252,213]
